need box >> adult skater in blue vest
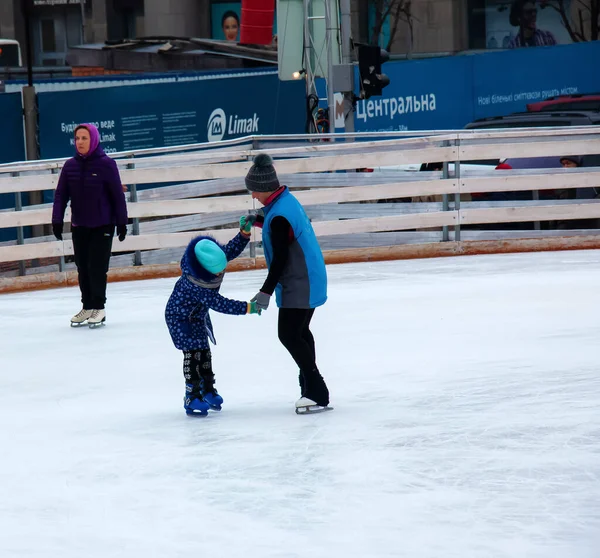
[165,224,262,417]
[245,153,331,414]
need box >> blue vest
[262,188,327,309]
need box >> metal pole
[21,0,43,241]
[532,189,541,231]
[21,4,38,164]
[454,143,461,242]
[21,0,34,88]
[303,0,316,134]
[324,0,336,140]
[80,0,86,43]
[339,0,355,136]
[13,172,26,276]
[442,145,449,242]
[127,158,142,266]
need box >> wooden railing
[1,127,600,275]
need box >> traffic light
[357,44,390,99]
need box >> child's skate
[200,372,223,411]
[184,384,210,416]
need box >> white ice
[1,250,599,558]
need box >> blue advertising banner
[0,93,25,164]
[0,92,26,241]
[347,41,600,132]
[471,41,600,120]
[37,73,305,159]
[345,55,474,133]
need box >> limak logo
[207,109,226,142]
[207,108,260,142]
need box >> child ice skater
[165,218,260,416]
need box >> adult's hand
[52,223,63,241]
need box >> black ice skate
[295,368,332,414]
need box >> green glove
[239,214,257,236]
[247,300,262,315]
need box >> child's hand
[247,300,262,315]
[239,215,257,236]
[251,291,271,312]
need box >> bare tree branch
[369,0,413,51]
[544,0,599,41]
[386,0,412,51]
[578,7,588,40]
[574,0,592,11]
[544,0,583,41]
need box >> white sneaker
[71,308,92,327]
[88,309,106,328]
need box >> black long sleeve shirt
[260,215,292,295]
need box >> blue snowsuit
[165,233,249,351]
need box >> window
[41,19,56,53]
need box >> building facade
[0,0,597,68]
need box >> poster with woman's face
[212,3,241,41]
[210,1,278,42]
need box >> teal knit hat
[194,239,227,274]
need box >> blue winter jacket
[262,187,327,308]
[165,233,249,350]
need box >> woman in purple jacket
[52,123,128,328]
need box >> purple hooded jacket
[52,123,128,228]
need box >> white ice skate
[71,308,92,327]
[87,309,106,328]
[295,397,333,415]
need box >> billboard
[37,73,306,159]
[345,41,600,132]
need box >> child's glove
[247,300,262,315]
[251,291,271,312]
[239,214,257,236]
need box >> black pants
[183,349,215,397]
[278,308,317,372]
[278,308,329,405]
[71,225,114,310]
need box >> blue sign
[347,41,600,132]
[472,42,600,120]
[0,93,26,241]
[37,73,306,159]
[349,56,474,132]
[0,93,25,164]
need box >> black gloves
[117,224,127,242]
[52,222,63,241]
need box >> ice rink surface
[1,250,599,557]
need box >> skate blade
[88,322,106,329]
[208,405,222,411]
[185,410,208,417]
[295,405,333,415]
[70,322,88,327]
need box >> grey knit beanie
[245,153,280,192]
